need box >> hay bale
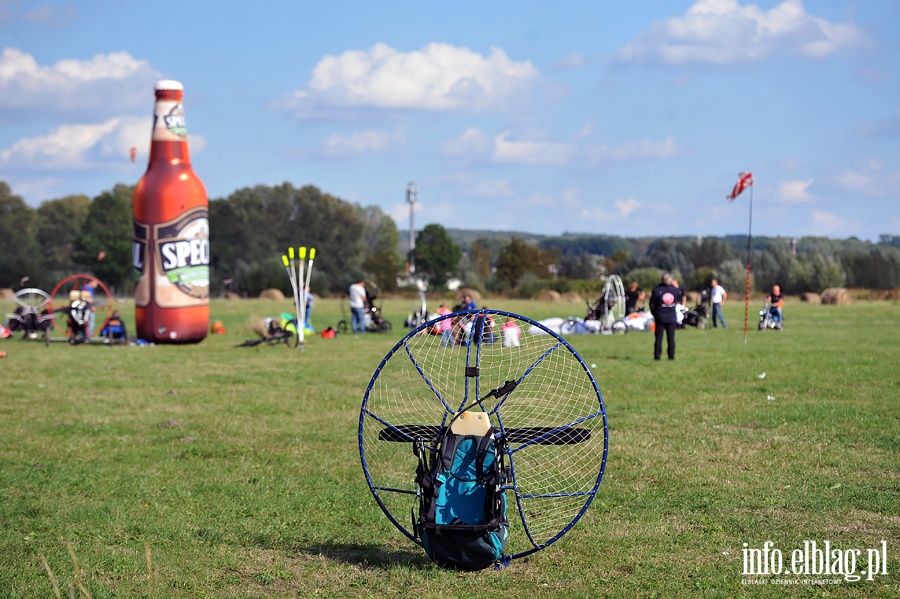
[821,288,851,305]
[259,288,285,301]
[0,288,13,300]
[685,291,701,305]
[537,289,562,302]
[249,317,268,337]
[224,291,241,300]
[561,291,583,303]
[800,292,820,304]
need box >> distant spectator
[102,310,128,344]
[437,302,453,347]
[304,286,314,330]
[348,280,367,335]
[710,278,727,328]
[82,280,98,339]
[501,318,521,348]
[649,272,684,361]
[625,281,645,315]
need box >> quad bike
[758,302,783,331]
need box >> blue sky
[1,0,897,241]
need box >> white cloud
[858,109,900,139]
[811,210,850,235]
[492,132,574,165]
[5,177,67,203]
[776,178,813,202]
[553,53,587,70]
[320,129,397,157]
[441,127,491,156]
[0,116,198,168]
[276,42,539,114]
[0,48,158,115]
[469,179,515,197]
[24,5,78,24]
[512,189,580,210]
[614,0,867,65]
[389,199,423,224]
[780,156,800,171]
[614,198,642,216]
[588,136,681,163]
[832,162,900,196]
[575,120,596,139]
[578,206,614,223]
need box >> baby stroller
[758,302,783,331]
[365,298,392,333]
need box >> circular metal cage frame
[359,309,609,565]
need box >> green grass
[1,297,898,597]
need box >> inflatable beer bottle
[133,80,209,343]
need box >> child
[436,303,454,347]
[501,318,521,348]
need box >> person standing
[81,280,97,340]
[624,281,644,315]
[436,302,454,347]
[304,286,314,331]
[710,278,727,328]
[649,272,684,361]
[348,280,367,335]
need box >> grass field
[1,296,898,598]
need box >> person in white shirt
[348,281,367,334]
[710,278,727,328]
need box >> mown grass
[0,296,897,598]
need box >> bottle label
[133,220,150,307]
[152,99,188,141]
[153,208,210,307]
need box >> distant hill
[399,228,548,254]
[400,228,899,258]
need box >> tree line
[0,180,401,297]
[446,232,900,299]
[2,180,898,299]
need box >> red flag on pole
[727,171,753,201]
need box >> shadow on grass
[303,541,428,569]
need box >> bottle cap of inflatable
[155,79,184,91]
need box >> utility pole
[407,182,417,273]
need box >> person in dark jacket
[624,280,645,315]
[649,272,684,360]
